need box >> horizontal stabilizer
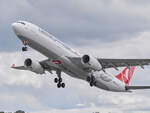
[126,86,150,90]
[11,64,27,70]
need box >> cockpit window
[17,21,26,25]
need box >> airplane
[11,20,150,92]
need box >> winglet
[115,66,136,85]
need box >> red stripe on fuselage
[52,60,62,64]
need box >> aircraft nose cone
[12,23,20,34]
[12,23,17,30]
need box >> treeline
[0,110,25,113]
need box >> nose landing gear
[22,47,28,51]
[22,40,28,52]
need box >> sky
[1,0,150,113]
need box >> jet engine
[81,55,102,71]
[24,58,45,74]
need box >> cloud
[0,91,44,111]
[0,51,47,88]
[1,0,150,112]
[79,31,150,58]
[31,106,123,113]
[2,0,150,51]
[1,31,150,112]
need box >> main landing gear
[54,71,65,88]
[22,40,28,52]
[86,75,96,87]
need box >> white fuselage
[12,21,127,92]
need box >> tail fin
[115,66,135,85]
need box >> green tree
[15,110,25,113]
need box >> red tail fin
[115,66,135,85]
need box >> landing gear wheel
[57,83,61,88]
[61,83,65,88]
[86,76,91,82]
[22,47,27,52]
[90,82,94,87]
[54,78,58,83]
[88,75,95,87]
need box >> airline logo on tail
[115,66,135,85]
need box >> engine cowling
[81,55,102,71]
[24,58,44,74]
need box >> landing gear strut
[54,70,65,88]
[22,40,28,52]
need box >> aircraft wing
[98,59,150,69]
[68,57,150,69]
[11,64,27,70]
[11,59,60,72]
